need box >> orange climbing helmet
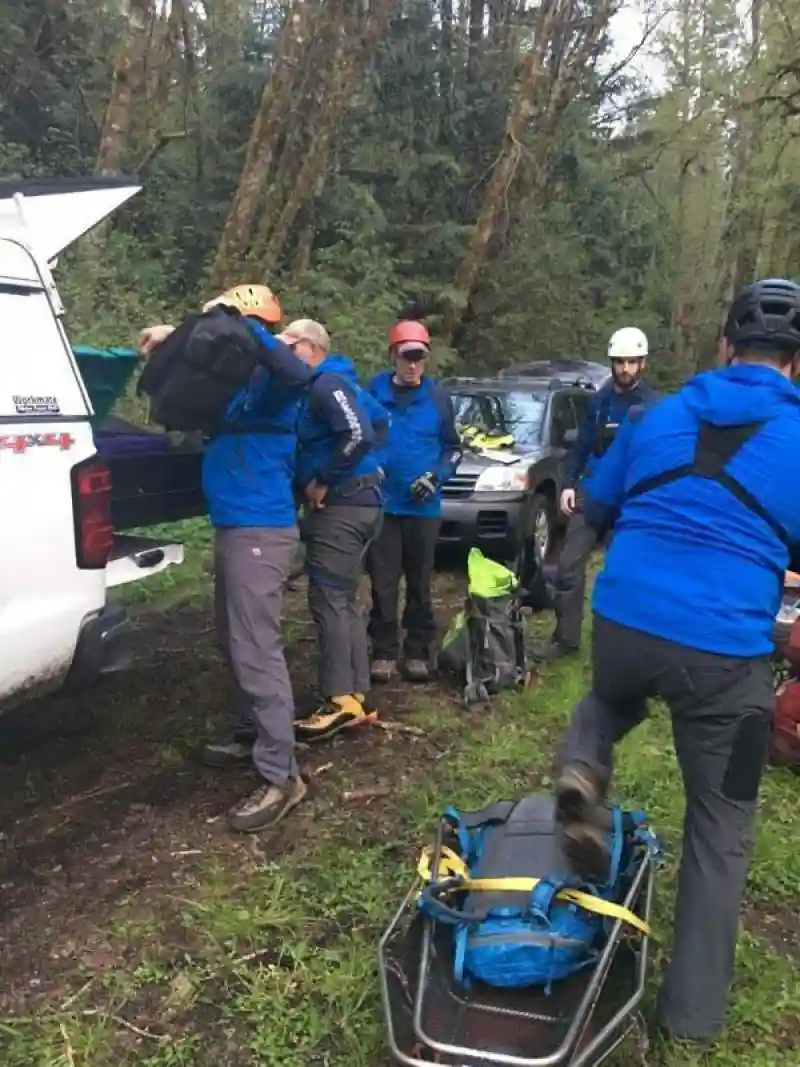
[213,283,282,325]
[388,319,430,353]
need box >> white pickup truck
[0,178,205,711]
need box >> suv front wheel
[529,492,555,563]
[514,492,555,610]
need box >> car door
[547,392,581,496]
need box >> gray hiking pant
[552,502,599,650]
[214,526,299,787]
[561,614,773,1040]
[303,504,382,698]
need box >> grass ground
[0,519,797,1067]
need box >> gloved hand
[410,471,438,503]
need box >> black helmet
[724,278,800,351]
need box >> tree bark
[258,0,392,276]
[208,0,322,295]
[716,0,764,343]
[95,0,155,176]
[444,0,616,344]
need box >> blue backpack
[416,794,658,991]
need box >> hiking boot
[229,776,308,833]
[555,762,609,879]
[653,1026,716,1053]
[202,739,253,768]
[294,695,378,744]
[404,659,431,682]
[534,639,579,663]
[370,659,396,684]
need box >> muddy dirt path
[0,579,464,1015]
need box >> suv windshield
[452,389,547,450]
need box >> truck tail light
[71,455,113,569]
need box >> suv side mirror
[563,427,578,446]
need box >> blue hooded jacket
[563,378,657,490]
[585,364,800,657]
[368,371,462,517]
[296,354,388,505]
[201,321,313,529]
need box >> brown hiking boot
[370,660,396,684]
[534,639,579,663]
[202,739,253,768]
[228,776,307,833]
[404,659,431,682]
[555,762,610,879]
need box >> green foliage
[2,0,799,386]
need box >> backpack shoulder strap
[624,419,789,550]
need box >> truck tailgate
[106,534,185,590]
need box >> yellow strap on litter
[416,846,652,938]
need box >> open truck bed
[73,347,207,531]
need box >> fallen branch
[59,978,96,1012]
[341,786,391,803]
[59,1023,76,1067]
[233,946,274,965]
[372,721,426,737]
[80,1009,169,1043]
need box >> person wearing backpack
[139,285,315,834]
[554,279,800,1046]
[278,320,388,743]
[540,328,656,660]
[366,320,462,683]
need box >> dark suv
[499,358,610,389]
[439,375,595,564]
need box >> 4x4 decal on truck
[0,432,76,453]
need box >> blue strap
[608,805,624,888]
[442,805,471,858]
[453,925,468,984]
[529,878,569,921]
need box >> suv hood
[458,444,542,473]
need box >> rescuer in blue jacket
[366,320,462,683]
[553,278,800,1047]
[140,285,314,836]
[543,327,657,658]
[277,320,388,744]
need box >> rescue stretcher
[378,810,657,1067]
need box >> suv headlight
[474,466,529,492]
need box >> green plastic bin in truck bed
[72,345,140,426]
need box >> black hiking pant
[367,514,441,662]
[561,613,773,1040]
[551,502,600,650]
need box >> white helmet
[608,327,648,361]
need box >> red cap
[388,320,430,350]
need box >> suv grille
[443,471,479,498]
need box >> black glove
[410,471,438,503]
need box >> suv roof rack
[547,374,597,391]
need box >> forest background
[3,0,800,392]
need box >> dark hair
[732,343,799,367]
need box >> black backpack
[137,307,265,436]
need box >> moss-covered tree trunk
[208,0,321,294]
[257,0,393,277]
[445,0,616,344]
